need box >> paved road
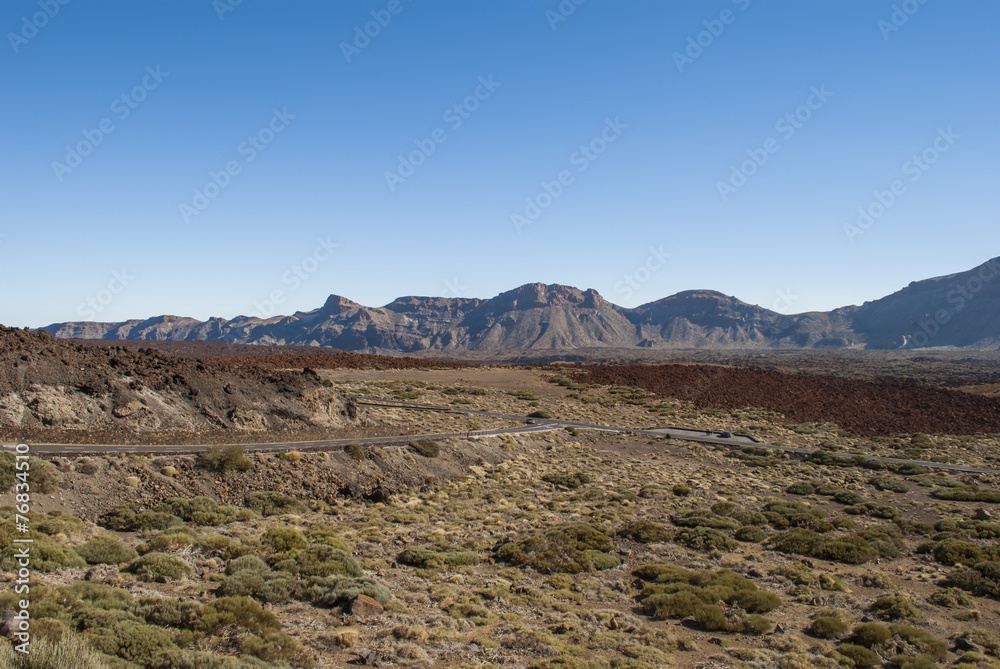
[10,396,1000,475]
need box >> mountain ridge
[40,257,1000,352]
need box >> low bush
[197,444,253,472]
[226,554,270,575]
[155,496,257,526]
[735,526,767,543]
[837,643,881,668]
[786,482,815,496]
[345,443,365,460]
[932,538,982,566]
[74,535,138,565]
[542,471,592,489]
[307,524,351,552]
[850,622,891,648]
[809,616,848,639]
[674,527,736,552]
[305,575,391,608]
[398,544,481,569]
[263,527,308,552]
[244,491,306,516]
[932,486,1000,503]
[275,544,361,579]
[409,438,440,457]
[498,523,616,574]
[889,624,947,661]
[617,521,672,543]
[945,560,1000,598]
[98,504,180,532]
[124,552,191,582]
[217,569,296,604]
[869,594,921,622]
[672,509,741,531]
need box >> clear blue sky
[2,0,997,326]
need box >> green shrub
[837,643,881,668]
[872,477,909,493]
[283,544,361,578]
[583,550,621,571]
[850,622,891,647]
[398,544,481,568]
[672,508,741,530]
[498,523,615,574]
[197,444,253,472]
[674,527,737,552]
[244,491,306,516]
[786,482,816,495]
[194,596,297,662]
[409,439,440,457]
[810,616,848,639]
[945,561,1000,598]
[307,524,351,552]
[129,597,202,627]
[74,535,138,565]
[217,570,295,604]
[672,484,692,497]
[542,471,591,488]
[0,630,119,668]
[262,527,307,552]
[870,594,921,622]
[99,504,180,532]
[636,566,780,622]
[889,624,947,661]
[932,538,982,566]
[735,526,767,543]
[932,486,1000,503]
[528,410,551,418]
[693,604,728,631]
[0,452,15,494]
[305,575,391,608]
[84,620,178,666]
[345,443,365,460]
[834,491,866,506]
[154,496,257,526]
[226,554,270,575]
[617,521,672,543]
[0,524,86,572]
[34,511,86,537]
[928,586,974,608]
[124,552,191,582]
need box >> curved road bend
[14,396,1000,476]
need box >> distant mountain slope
[40,258,1000,352]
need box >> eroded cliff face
[0,327,366,436]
